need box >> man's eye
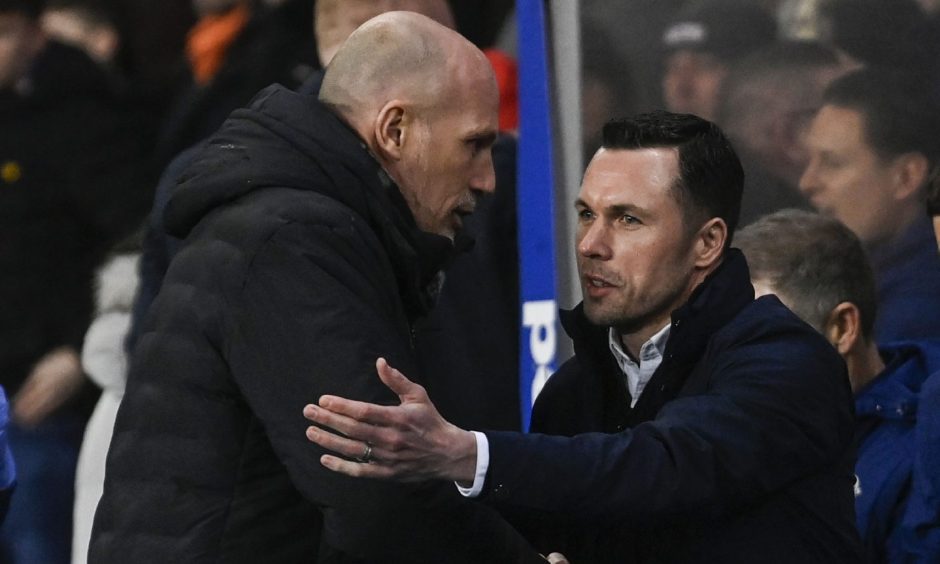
[469,139,490,155]
[619,214,641,225]
[577,209,594,221]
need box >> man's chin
[582,301,620,328]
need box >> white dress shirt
[608,323,671,408]
[458,322,673,498]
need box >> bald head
[319,11,490,130]
[318,11,498,240]
[315,0,454,66]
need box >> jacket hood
[166,85,386,236]
[164,84,456,315]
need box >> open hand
[304,358,478,483]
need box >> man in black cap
[661,0,776,121]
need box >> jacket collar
[317,101,463,318]
[855,342,940,420]
[561,248,755,351]
[560,248,756,419]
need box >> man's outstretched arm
[307,338,852,524]
[304,357,478,484]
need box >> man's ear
[823,301,862,355]
[891,152,929,201]
[693,217,727,268]
[373,100,407,161]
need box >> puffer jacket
[90,85,541,564]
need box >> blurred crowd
[0,0,938,563]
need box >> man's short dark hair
[0,0,44,18]
[823,68,940,169]
[601,110,744,247]
[736,209,878,339]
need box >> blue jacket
[869,217,940,343]
[485,250,863,563]
[854,340,940,563]
[0,386,15,524]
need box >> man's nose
[577,221,611,260]
[798,160,818,197]
[471,151,496,194]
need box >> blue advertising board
[516,0,559,430]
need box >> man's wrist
[455,431,488,498]
[448,427,478,485]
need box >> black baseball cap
[662,0,777,61]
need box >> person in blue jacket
[800,68,940,343]
[305,112,864,563]
[737,208,940,563]
[0,386,15,524]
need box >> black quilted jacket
[90,85,541,564]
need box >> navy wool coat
[488,250,865,563]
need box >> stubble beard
[581,267,692,337]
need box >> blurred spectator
[72,236,141,564]
[718,40,848,226]
[153,0,316,166]
[660,0,776,121]
[800,68,940,342]
[0,0,153,561]
[920,0,940,14]
[0,388,14,527]
[581,0,684,116]
[484,48,518,133]
[738,209,940,563]
[40,0,119,67]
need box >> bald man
[89,13,541,564]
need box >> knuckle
[388,435,406,451]
[353,404,370,420]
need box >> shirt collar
[608,322,672,368]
